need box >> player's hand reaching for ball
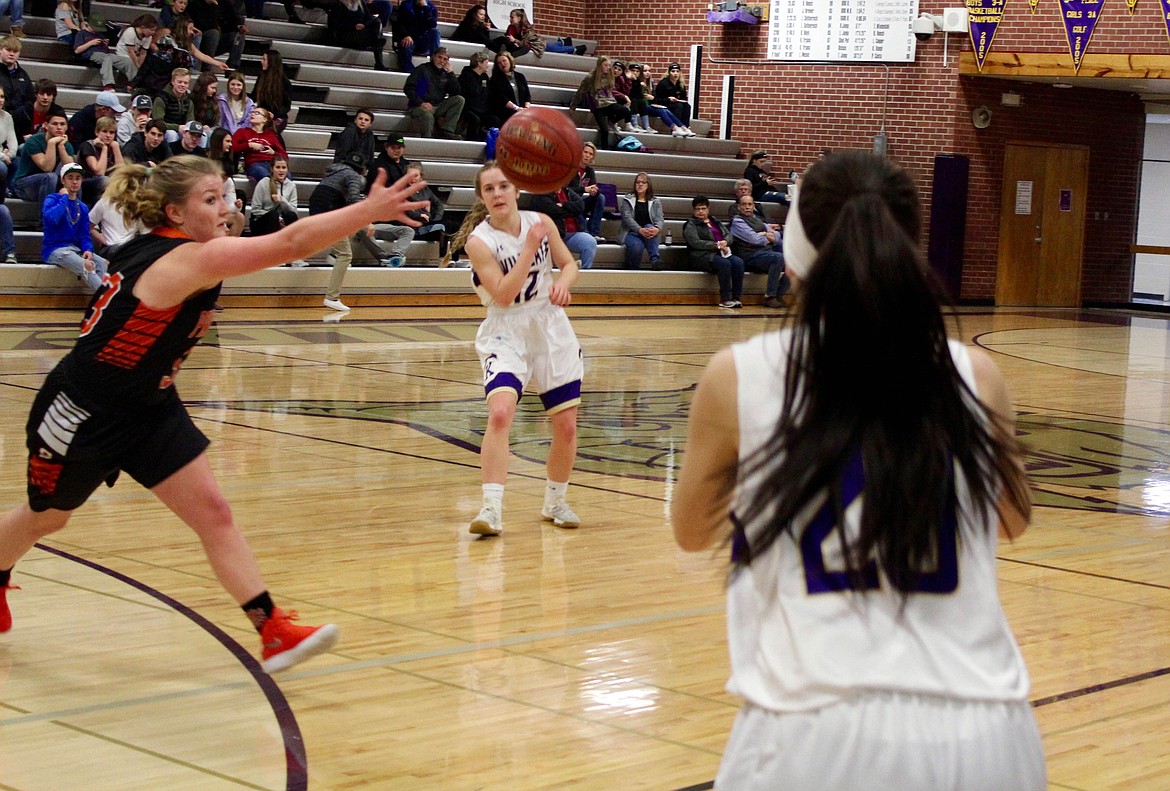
[365,169,431,227]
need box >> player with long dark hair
[0,155,426,673]
[672,151,1045,789]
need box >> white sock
[544,480,568,506]
[482,483,504,508]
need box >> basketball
[494,107,583,194]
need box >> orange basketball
[494,107,583,194]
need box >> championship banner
[967,0,1007,71]
[487,0,533,26]
[1162,0,1170,42]
[1061,0,1104,72]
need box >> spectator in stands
[43,163,107,293]
[452,5,503,53]
[11,109,74,205]
[0,0,23,40]
[122,118,172,166]
[217,70,254,135]
[89,185,144,258]
[252,48,292,136]
[118,94,154,145]
[367,133,414,264]
[609,60,639,132]
[393,0,440,72]
[132,34,194,99]
[458,50,492,141]
[54,0,82,45]
[152,67,195,143]
[192,72,221,137]
[619,171,663,270]
[311,151,403,311]
[652,62,693,130]
[329,0,390,71]
[401,161,446,258]
[207,125,245,237]
[575,141,604,241]
[333,108,377,169]
[404,48,464,140]
[208,127,237,176]
[68,90,124,147]
[170,120,207,157]
[683,194,744,309]
[730,193,788,307]
[486,51,530,126]
[250,154,299,236]
[0,36,31,123]
[14,79,66,143]
[77,115,123,206]
[160,0,194,42]
[729,177,784,244]
[232,106,286,181]
[167,13,230,73]
[0,85,14,199]
[570,55,631,151]
[530,183,596,271]
[0,198,13,262]
[188,0,246,72]
[72,19,129,93]
[631,63,691,136]
[113,15,158,87]
[743,150,789,205]
[245,0,303,24]
[368,132,410,189]
[501,9,541,57]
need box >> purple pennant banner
[1061,0,1105,72]
[1164,0,1170,41]
[967,0,1007,71]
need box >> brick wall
[511,0,1150,303]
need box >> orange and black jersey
[57,230,222,407]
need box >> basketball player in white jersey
[671,152,1045,789]
[448,162,583,537]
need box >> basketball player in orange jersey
[672,151,1044,788]
[0,156,427,673]
[447,162,582,537]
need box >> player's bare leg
[471,390,517,536]
[542,406,580,528]
[0,505,72,632]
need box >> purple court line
[33,542,308,791]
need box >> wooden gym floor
[0,303,1168,790]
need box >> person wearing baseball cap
[118,95,155,145]
[368,132,410,192]
[43,161,108,293]
[170,120,206,157]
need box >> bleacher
[0,1,785,306]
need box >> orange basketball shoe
[259,608,339,674]
[0,585,19,633]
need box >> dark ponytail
[734,152,1028,596]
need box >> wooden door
[995,142,1089,306]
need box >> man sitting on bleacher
[403,48,464,140]
[0,36,32,125]
[392,0,440,73]
[13,79,65,143]
[11,109,74,206]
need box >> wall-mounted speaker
[942,7,968,31]
[971,106,992,129]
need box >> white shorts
[715,692,1046,791]
[475,299,583,413]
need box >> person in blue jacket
[43,162,107,291]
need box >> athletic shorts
[24,369,210,512]
[474,299,583,414]
[715,692,1046,791]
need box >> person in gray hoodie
[309,152,400,311]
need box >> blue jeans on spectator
[246,161,273,181]
[12,172,58,206]
[0,0,24,27]
[623,226,660,269]
[369,0,393,25]
[757,190,790,205]
[47,245,108,293]
[564,231,596,270]
[580,194,604,237]
[0,203,13,257]
[742,249,786,298]
[546,40,574,54]
[397,28,441,72]
[645,105,685,130]
[707,251,745,302]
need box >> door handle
[1034,223,1041,243]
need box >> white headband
[782,186,818,281]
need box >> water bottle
[665,227,673,246]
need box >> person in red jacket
[230,106,285,181]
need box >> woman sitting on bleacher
[618,171,664,270]
[328,0,391,72]
[192,72,221,137]
[232,106,286,181]
[451,5,504,53]
[652,62,693,131]
[630,63,692,137]
[570,56,632,152]
[252,48,293,136]
[166,14,229,74]
[216,70,254,136]
[487,51,530,126]
[502,9,576,58]
[0,86,15,200]
[249,155,299,236]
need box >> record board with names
[767,0,920,62]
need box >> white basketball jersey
[469,211,553,308]
[725,330,1031,712]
